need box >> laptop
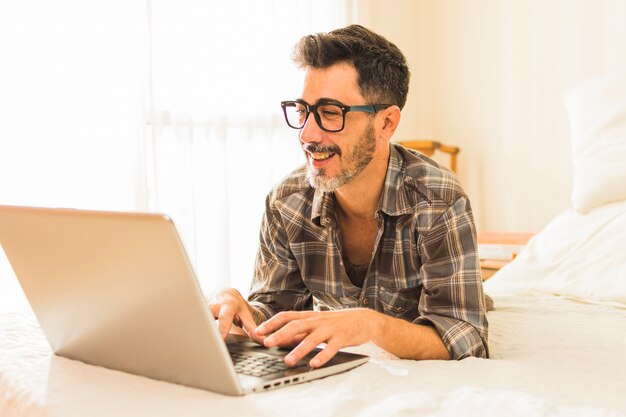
[0,204,368,395]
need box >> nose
[299,111,325,145]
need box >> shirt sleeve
[414,195,489,359]
[247,193,311,322]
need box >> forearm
[368,309,451,360]
[417,196,489,359]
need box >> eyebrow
[297,97,346,107]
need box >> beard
[306,122,377,192]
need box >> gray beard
[307,167,349,192]
[306,123,376,192]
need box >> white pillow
[565,73,626,214]
[484,200,626,306]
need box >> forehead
[301,62,365,104]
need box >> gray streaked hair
[292,24,410,109]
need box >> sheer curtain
[145,1,348,295]
[0,1,349,310]
[0,1,146,211]
[0,0,147,311]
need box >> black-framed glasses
[280,100,392,133]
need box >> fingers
[264,331,307,349]
[259,314,332,366]
[284,332,325,366]
[208,288,253,340]
[309,343,340,368]
[217,304,236,339]
[209,296,368,368]
[238,306,266,344]
[259,309,374,368]
[284,332,340,368]
[256,311,314,338]
[259,312,313,347]
[208,298,221,319]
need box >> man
[209,25,488,368]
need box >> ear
[377,105,401,142]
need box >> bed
[2,75,626,417]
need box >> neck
[334,144,390,220]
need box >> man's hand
[208,288,265,344]
[255,308,379,368]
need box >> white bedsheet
[2,294,625,417]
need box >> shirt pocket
[377,286,421,322]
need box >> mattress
[2,292,625,417]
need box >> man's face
[298,62,380,192]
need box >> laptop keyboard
[229,349,309,378]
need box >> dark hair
[292,24,410,109]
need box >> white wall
[355,0,626,232]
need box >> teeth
[311,152,334,161]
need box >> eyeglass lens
[284,102,344,131]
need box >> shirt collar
[377,143,415,216]
[311,187,336,227]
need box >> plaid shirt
[249,143,488,359]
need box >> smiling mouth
[310,152,336,161]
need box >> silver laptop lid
[0,205,243,395]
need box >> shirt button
[324,218,331,225]
[362,298,369,305]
